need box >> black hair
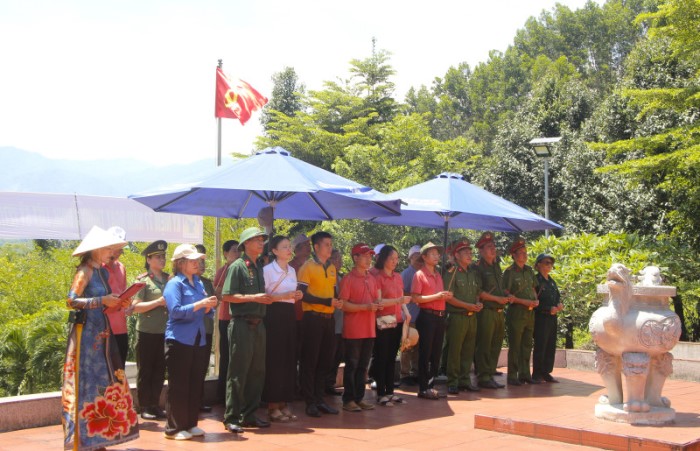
[222,240,238,253]
[310,231,332,247]
[268,235,290,261]
[374,245,398,270]
[195,244,206,254]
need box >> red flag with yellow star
[215,67,268,125]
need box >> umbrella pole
[442,218,448,276]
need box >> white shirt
[263,260,297,303]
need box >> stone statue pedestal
[595,402,675,425]
[589,264,681,425]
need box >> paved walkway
[2,367,698,450]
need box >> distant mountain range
[0,146,235,197]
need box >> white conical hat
[72,225,128,257]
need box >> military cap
[475,232,495,249]
[142,240,167,257]
[535,253,555,265]
[508,238,527,255]
[452,239,472,255]
[238,227,268,251]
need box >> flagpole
[214,59,224,384]
[215,59,223,272]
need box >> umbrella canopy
[129,147,402,221]
[372,172,562,270]
[372,172,562,232]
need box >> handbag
[376,314,398,329]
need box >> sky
[0,0,600,166]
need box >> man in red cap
[474,232,512,389]
[502,238,540,386]
[338,243,380,412]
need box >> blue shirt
[401,266,420,323]
[164,273,213,346]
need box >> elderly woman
[532,253,563,383]
[262,235,304,422]
[131,240,169,420]
[162,244,217,440]
[62,225,139,451]
[372,245,410,406]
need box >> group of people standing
[61,224,562,449]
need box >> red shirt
[104,260,127,334]
[373,270,404,322]
[339,268,378,339]
[412,268,445,311]
[214,263,231,320]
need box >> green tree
[261,66,305,129]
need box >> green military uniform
[134,271,169,334]
[475,258,507,382]
[503,259,538,383]
[444,262,481,390]
[222,247,267,427]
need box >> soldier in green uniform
[502,238,540,385]
[475,232,512,389]
[221,227,272,434]
[131,240,169,420]
[444,239,483,394]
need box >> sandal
[378,395,394,407]
[269,408,290,422]
[389,395,405,404]
[418,389,440,400]
[280,407,297,421]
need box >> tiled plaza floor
[2,367,698,450]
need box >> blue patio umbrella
[129,147,402,222]
[372,172,562,268]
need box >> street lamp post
[528,137,561,238]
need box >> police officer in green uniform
[475,232,512,389]
[503,238,540,385]
[444,239,483,395]
[532,253,563,383]
[222,227,272,434]
[131,240,169,420]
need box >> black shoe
[225,423,244,434]
[241,416,270,428]
[325,388,342,396]
[507,379,523,386]
[305,404,321,417]
[477,380,499,389]
[400,377,417,387]
[520,377,541,384]
[316,402,339,414]
[543,374,559,383]
[141,410,157,420]
[459,384,481,392]
[493,371,503,376]
[154,408,167,419]
[200,405,213,412]
[447,386,460,395]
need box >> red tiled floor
[1,367,698,450]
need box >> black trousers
[342,338,374,404]
[416,311,447,392]
[217,319,230,403]
[114,333,128,367]
[326,333,344,390]
[164,337,209,435]
[373,326,402,397]
[136,331,165,410]
[532,313,558,378]
[300,312,335,406]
